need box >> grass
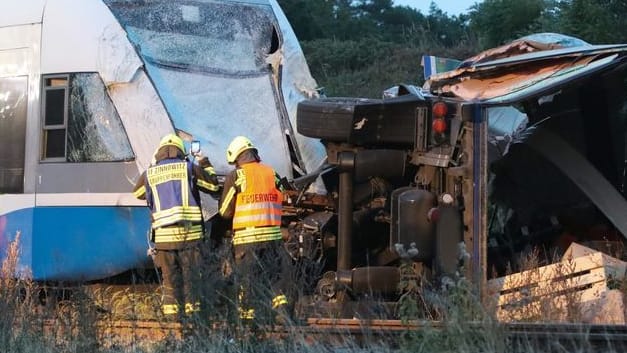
[0,233,625,352]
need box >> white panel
[0,49,29,77]
[24,25,42,195]
[41,0,141,83]
[0,24,40,77]
[108,72,173,173]
[0,23,40,51]
[35,193,145,207]
[0,0,45,27]
[0,194,35,214]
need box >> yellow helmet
[226,136,256,163]
[159,133,186,154]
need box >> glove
[198,156,213,169]
[147,247,157,257]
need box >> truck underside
[282,45,627,319]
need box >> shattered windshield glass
[106,0,275,76]
[105,0,292,176]
[67,74,134,162]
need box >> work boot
[273,303,296,327]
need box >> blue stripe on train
[1,206,152,281]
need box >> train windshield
[105,1,292,176]
[106,0,275,76]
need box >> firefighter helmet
[159,133,186,154]
[226,136,256,164]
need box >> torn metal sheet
[460,38,563,68]
[432,54,622,102]
[426,33,627,103]
[108,71,174,174]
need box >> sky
[393,0,481,16]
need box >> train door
[0,24,41,275]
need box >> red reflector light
[432,118,447,134]
[427,207,440,222]
[432,101,448,117]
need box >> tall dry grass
[1,233,626,352]
[0,232,102,353]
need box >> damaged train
[0,0,325,281]
[287,33,627,316]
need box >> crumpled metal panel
[426,34,627,103]
[520,33,591,48]
[488,106,528,139]
[487,106,528,162]
[459,38,561,69]
[97,19,144,85]
[108,71,173,173]
[460,32,591,70]
[435,55,620,102]
[430,33,590,81]
[424,38,557,84]
[269,0,327,191]
[483,54,618,104]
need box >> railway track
[42,318,627,351]
[303,319,627,350]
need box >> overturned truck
[286,34,627,318]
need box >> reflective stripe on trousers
[161,302,200,316]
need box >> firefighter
[133,133,220,320]
[218,136,290,324]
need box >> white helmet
[226,136,256,164]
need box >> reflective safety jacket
[134,152,220,249]
[219,162,282,246]
[147,160,202,229]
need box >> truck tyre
[296,97,382,142]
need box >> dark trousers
[233,240,291,322]
[154,246,201,316]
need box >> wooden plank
[495,281,609,322]
[563,242,603,258]
[580,290,626,324]
[488,251,626,295]
[489,244,627,323]
[495,267,608,305]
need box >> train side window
[41,73,134,162]
[42,76,68,159]
[0,76,28,193]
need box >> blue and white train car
[0,0,326,281]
